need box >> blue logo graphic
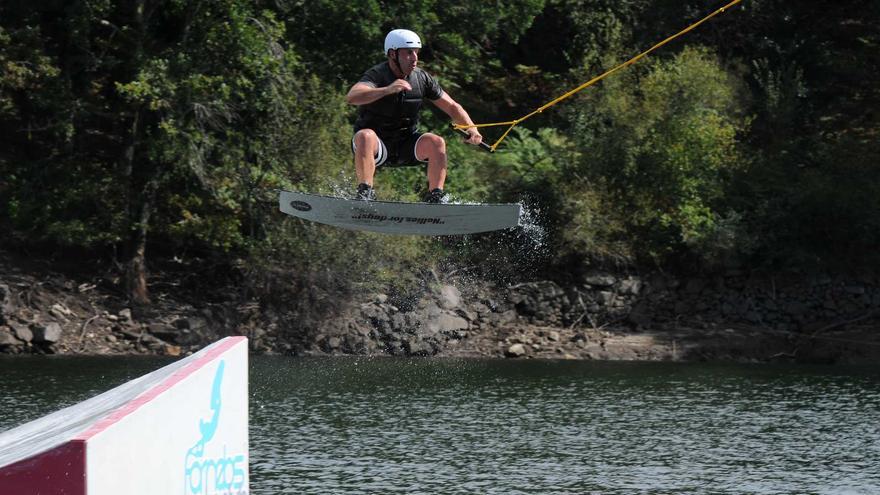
[184,360,247,494]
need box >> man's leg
[415,133,447,190]
[353,129,381,186]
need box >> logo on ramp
[184,361,247,495]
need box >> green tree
[566,46,749,266]
[0,1,349,303]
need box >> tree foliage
[2,0,879,303]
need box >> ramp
[0,336,249,495]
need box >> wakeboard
[279,190,521,235]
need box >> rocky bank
[1,248,879,363]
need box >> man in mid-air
[345,28,483,203]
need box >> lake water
[1,356,879,494]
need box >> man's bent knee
[417,133,446,160]
[354,129,378,152]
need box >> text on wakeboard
[351,211,446,225]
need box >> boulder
[0,327,18,346]
[326,336,342,351]
[163,344,183,357]
[50,303,74,320]
[427,312,469,335]
[11,322,33,343]
[439,284,462,309]
[584,274,616,288]
[506,343,527,358]
[32,322,63,343]
[404,338,433,356]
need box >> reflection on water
[2,356,879,494]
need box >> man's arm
[431,92,483,145]
[346,80,411,106]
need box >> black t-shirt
[353,61,444,140]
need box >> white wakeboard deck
[279,190,521,235]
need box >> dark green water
[2,356,879,494]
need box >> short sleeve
[358,66,382,88]
[423,71,443,101]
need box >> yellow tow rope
[454,0,744,152]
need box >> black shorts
[351,130,428,168]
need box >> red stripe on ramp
[76,336,246,441]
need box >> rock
[439,285,462,309]
[428,312,469,335]
[117,328,143,341]
[118,308,132,322]
[506,343,526,358]
[175,329,201,346]
[174,316,207,331]
[148,323,180,343]
[0,327,18,346]
[456,308,478,322]
[0,283,16,315]
[404,338,433,356]
[163,344,182,357]
[11,322,33,343]
[50,303,73,320]
[390,313,408,332]
[32,322,63,343]
[423,301,442,318]
[494,310,518,324]
[140,333,167,351]
[584,274,616,288]
[383,340,404,356]
[547,330,560,342]
[620,278,643,295]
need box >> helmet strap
[389,49,409,78]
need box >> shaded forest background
[1,0,878,307]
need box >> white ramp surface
[0,336,248,495]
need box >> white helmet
[384,29,422,55]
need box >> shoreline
[2,248,878,364]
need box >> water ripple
[250,358,880,494]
